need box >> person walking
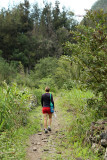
[41,86,54,133]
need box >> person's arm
[51,94,55,109]
[41,95,43,107]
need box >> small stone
[101,139,107,147]
[33,147,37,151]
[33,142,37,145]
[43,149,49,151]
[42,138,47,140]
[105,148,107,159]
[102,120,107,124]
[59,137,62,139]
[91,122,96,125]
[75,158,82,160]
[42,140,48,142]
[92,143,98,150]
[100,132,107,140]
[57,151,62,154]
[37,142,41,145]
[38,133,42,135]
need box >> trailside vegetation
[0,0,77,70]
[91,0,107,12]
[64,10,107,117]
[0,0,107,159]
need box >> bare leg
[48,113,52,127]
[44,113,48,129]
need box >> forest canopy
[0,0,77,70]
[91,0,107,12]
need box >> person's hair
[45,86,50,92]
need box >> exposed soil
[26,97,107,160]
[26,98,67,160]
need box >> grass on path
[0,107,41,160]
[53,89,102,160]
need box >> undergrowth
[56,88,102,160]
[0,106,41,160]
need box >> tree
[65,10,107,108]
[18,0,33,33]
[0,0,77,70]
[91,0,107,13]
[39,2,53,37]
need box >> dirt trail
[26,98,67,160]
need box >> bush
[31,57,58,81]
[56,88,101,159]
[0,57,17,84]
[64,10,107,115]
[54,56,80,89]
[0,81,31,131]
[33,88,44,105]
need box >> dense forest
[0,0,107,159]
[0,0,77,71]
[91,0,107,12]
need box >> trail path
[26,97,72,160]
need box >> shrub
[0,57,17,84]
[64,10,107,115]
[0,81,31,131]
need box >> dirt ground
[25,92,72,160]
[26,107,68,160]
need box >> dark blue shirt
[41,93,54,107]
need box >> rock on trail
[26,109,64,160]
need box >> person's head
[45,86,50,92]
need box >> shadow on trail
[26,109,67,160]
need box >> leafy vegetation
[55,89,102,159]
[65,10,107,116]
[0,0,77,70]
[0,107,41,160]
[0,81,32,131]
[0,56,17,84]
[91,0,107,12]
[0,0,106,159]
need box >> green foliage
[33,89,43,105]
[56,88,101,159]
[54,55,80,89]
[0,1,77,69]
[30,56,58,83]
[0,81,31,131]
[0,3,106,159]
[0,57,17,83]
[54,56,72,88]
[0,107,41,160]
[64,10,107,114]
[38,77,57,92]
[91,0,107,12]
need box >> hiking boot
[47,127,51,131]
[44,129,48,134]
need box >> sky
[0,0,98,21]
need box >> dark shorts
[42,107,51,114]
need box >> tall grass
[0,81,41,159]
[0,57,17,84]
[56,88,101,159]
[0,81,31,131]
[0,107,41,160]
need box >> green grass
[0,106,41,160]
[0,87,103,160]
[54,88,102,160]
